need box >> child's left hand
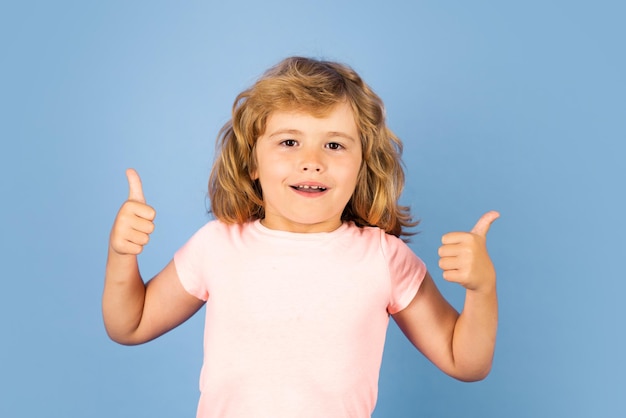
[438,211,500,292]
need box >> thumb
[470,210,500,237]
[126,168,146,203]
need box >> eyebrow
[268,129,357,142]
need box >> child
[103,56,499,417]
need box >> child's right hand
[109,168,156,256]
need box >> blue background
[1,1,625,417]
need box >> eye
[326,142,343,150]
[280,139,297,147]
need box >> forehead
[263,101,358,134]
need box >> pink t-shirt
[174,220,426,418]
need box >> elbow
[104,324,144,346]
[109,336,142,346]
[450,363,493,382]
[105,330,134,346]
[102,311,149,345]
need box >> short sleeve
[381,233,427,314]
[174,224,210,301]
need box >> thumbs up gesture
[109,169,156,256]
[438,211,500,292]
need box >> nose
[300,148,325,172]
[302,165,321,172]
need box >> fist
[438,211,499,292]
[109,169,156,255]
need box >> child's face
[252,102,362,233]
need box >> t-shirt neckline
[252,219,350,241]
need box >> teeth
[296,185,326,191]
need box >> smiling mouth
[291,185,328,192]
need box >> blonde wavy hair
[209,56,416,237]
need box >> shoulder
[338,223,420,266]
[177,220,256,254]
[340,222,385,241]
[347,224,412,256]
[368,226,426,276]
[191,219,253,238]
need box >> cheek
[350,159,365,184]
[350,163,367,195]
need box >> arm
[392,211,499,381]
[102,169,204,345]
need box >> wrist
[467,281,497,297]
